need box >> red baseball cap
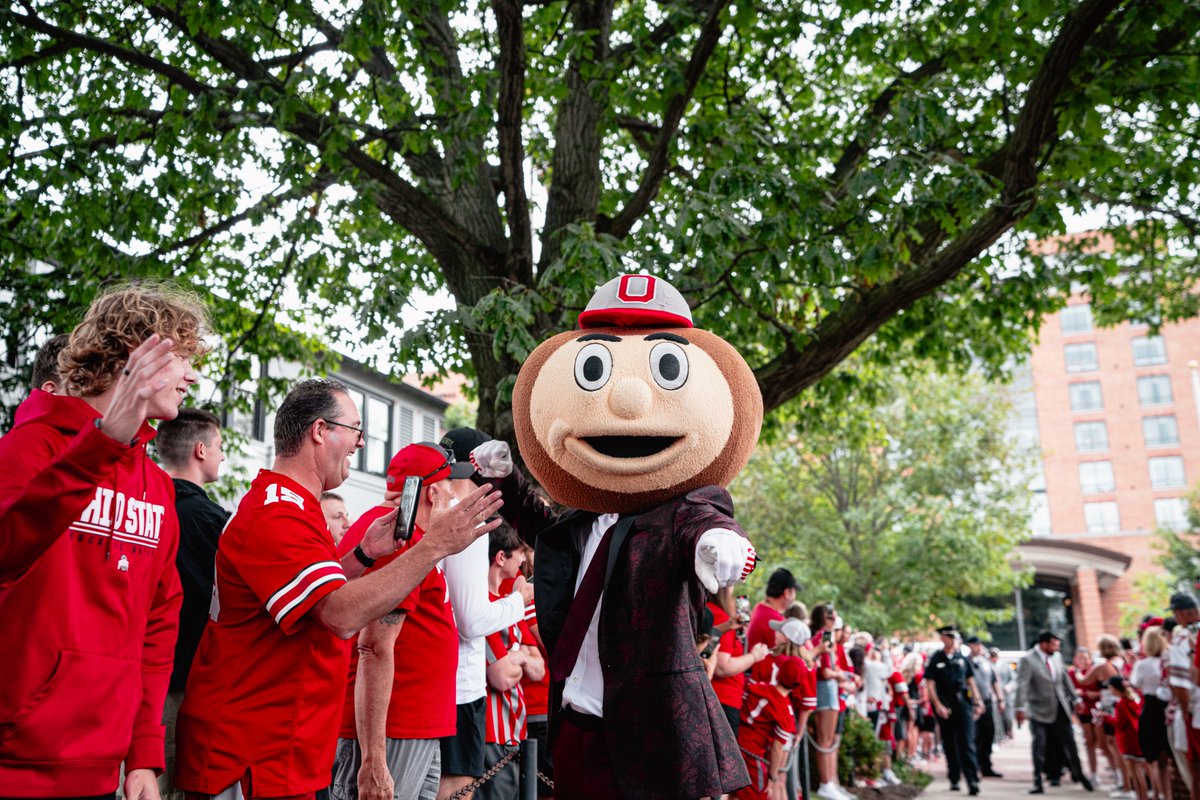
[776,656,805,689]
[386,442,475,489]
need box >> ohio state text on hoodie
[0,390,183,797]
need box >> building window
[1155,498,1191,533]
[1074,421,1109,453]
[1143,415,1180,448]
[1132,336,1168,366]
[363,395,393,476]
[1138,375,1173,407]
[1084,501,1121,534]
[1064,343,1099,373]
[422,414,437,443]
[1078,461,1115,494]
[1068,382,1104,413]
[1060,304,1093,335]
[1149,456,1186,489]
[342,384,393,476]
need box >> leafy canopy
[733,362,1033,635]
[1,0,1197,436]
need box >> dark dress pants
[1031,703,1085,788]
[977,701,996,773]
[937,698,980,787]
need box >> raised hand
[97,334,177,443]
[423,482,503,558]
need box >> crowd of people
[7,282,1200,800]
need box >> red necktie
[549,524,616,682]
[1046,655,1054,679]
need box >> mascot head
[513,274,763,513]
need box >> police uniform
[927,632,981,793]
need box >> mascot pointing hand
[471,273,763,799]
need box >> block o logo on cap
[578,273,693,329]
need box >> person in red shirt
[176,382,503,800]
[734,656,805,800]
[710,597,770,737]
[746,568,799,651]
[1104,676,1147,800]
[0,286,205,800]
[479,525,544,800]
[332,441,506,800]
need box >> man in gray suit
[1016,630,1095,795]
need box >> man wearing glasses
[175,380,503,800]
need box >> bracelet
[353,544,376,568]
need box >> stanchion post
[521,737,537,800]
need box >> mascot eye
[574,343,613,391]
[649,342,689,390]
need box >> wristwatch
[353,543,376,568]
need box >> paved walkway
[919,726,1101,800]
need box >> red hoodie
[0,390,182,797]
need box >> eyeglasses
[322,419,365,443]
[414,442,455,484]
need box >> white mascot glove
[694,529,757,594]
[470,440,513,479]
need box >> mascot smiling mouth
[580,435,683,458]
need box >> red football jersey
[339,509,459,739]
[738,682,797,756]
[485,598,534,746]
[176,470,350,796]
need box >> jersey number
[264,483,305,508]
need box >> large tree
[732,364,1032,635]
[1,0,1197,436]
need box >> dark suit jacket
[498,471,750,799]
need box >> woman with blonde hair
[1131,627,1171,800]
[0,284,208,799]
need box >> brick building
[1011,301,1200,649]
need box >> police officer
[927,625,985,795]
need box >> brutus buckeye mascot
[470,274,763,799]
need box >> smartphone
[823,629,833,646]
[394,476,421,541]
[700,627,722,659]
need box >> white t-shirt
[443,534,525,704]
[1130,656,1164,699]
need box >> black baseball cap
[438,428,492,478]
[766,568,799,598]
[965,635,982,645]
[936,625,958,636]
[1169,592,1199,611]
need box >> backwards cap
[578,274,693,329]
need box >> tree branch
[603,0,730,239]
[753,0,1123,413]
[492,0,534,281]
[9,8,214,94]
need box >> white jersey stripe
[267,561,343,612]
[746,697,770,726]
[272,572,346,624]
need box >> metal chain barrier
[447,747,521,800]
[537,770,555,791]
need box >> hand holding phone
[394,476,422,541]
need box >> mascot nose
[607,377,653,419]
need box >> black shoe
[982,771,1004,778]
[951,784,961,791]
[1050,779,1061,787]
[1080,776,1094,792]
[969,784,980,796]
[1029,786,1045,795]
